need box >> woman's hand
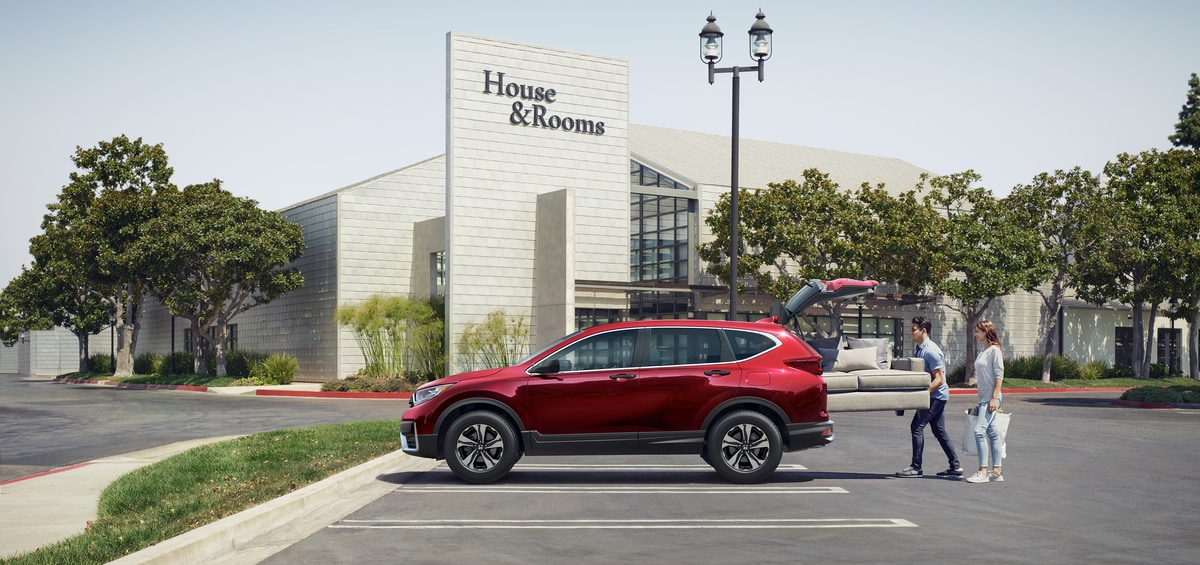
[988,399,998,413]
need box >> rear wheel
[706,410,782,484]
[443,411,520,484]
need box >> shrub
[1077,360,1107,380]
[1181,389,1200,404]
[225,349,267,378]
[1106,365,1137,379]
[1120,386,1183,403]
[321,374,417,393]
[1149,363,1171,379]
[947,363,966,385]
[133,353,162,375]
[336,294,445,380]
[1003,356,1043,380]
[157,351,194,376]
[249,354,298,385]
[458,309,530,371]
[88,354,114,374]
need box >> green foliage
[1078,360,1107,380]
[1106,365,1137,379]
[88,354,114,374]
[320,375,418,393]
[1149,363,1171,379]
[1120,386,1185,403]
[948,363,966,385]
[1,421,397,564]
[1169,72,1200,149]
[248,354,298,385]
[133,353,162,375]
[1183,389,1200,404]
[225,349,267,378]
[457,309,531,370]
[157,351,194,376]
[336,294,444,379]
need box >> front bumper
[399,420,438,459]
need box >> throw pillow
[805,335,841,352]
[846,337,891,370]
[832,346,879,372]
[817,347,839,372]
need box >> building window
[228,324,238,351]
[630,194,692,284]
[576,308,624,330]
[432,252,446,298]
[184,329,192,354]
[1157,328,1181,375]
[1115,327,1133,368]
[629,290,691,319]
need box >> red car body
[400,278,876,483]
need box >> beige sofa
[823,357,932,412]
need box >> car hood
[421,367,506,388]
[771,278,878,326]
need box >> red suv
[400,278,876,484]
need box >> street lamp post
[700,10,773,321]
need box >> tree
[921,171,1047,384]
[143,181,305,377]
[1168,72,1200,379]
[1,261,110,372]
[1169,73,1200,149]
[0,271,54,347]
[39,135,176,377]
[697,169,946,334]
[1074,150,1196,378]
[1005,168,1104,382]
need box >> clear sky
[2,1,1197,287]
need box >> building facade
[3,33,1189,379]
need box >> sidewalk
[0,436,437,563]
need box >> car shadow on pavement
[1021,397,1127,409]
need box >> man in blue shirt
[896,316,962,478]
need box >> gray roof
[630,124,937,196]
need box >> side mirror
[531,359,561,374]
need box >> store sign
[481,70,606,136]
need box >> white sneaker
[990,472,1004,482]
[964,471,989,483]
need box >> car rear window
[725,330,778,360]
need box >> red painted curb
[256,389,413,399]
[949,387,1130,395]
[0,461,96,486]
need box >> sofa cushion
[846,336,890,370]
[805,335,841,351]
[822,374,859,393]
[816,347,839,372]
[832,346,879,372]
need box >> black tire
[443,411,520,484]
[705,410,783,484]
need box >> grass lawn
[1,420,399,565]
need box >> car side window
[543,329,638,371]
[726,330,778,361]
[645,328,724,367]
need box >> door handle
[609,373,636,380]
[704,369,731,376]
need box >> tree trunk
[1189,303,1199,379]
[77,332,89,373]
[214,309,228,378]
[188,317,205,374]
[964,310,981,387]
[1040,282,1064,383]
[1130,302,1145,378]
[1144,304,1158,377]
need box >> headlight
[411,382,456,406]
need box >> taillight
[784,357,823,374]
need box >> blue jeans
[910,398,958,471]
[974,401,1004,469]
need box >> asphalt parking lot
[260,392,1200,565]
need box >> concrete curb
[108,450,438,565]
[256,389,412,399]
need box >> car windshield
[516,330,583,365]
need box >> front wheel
[706,410,782,484]
[443,411,520,484]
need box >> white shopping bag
[963,408,1010,459]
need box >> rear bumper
[785,420,834,451]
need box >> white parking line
[331,518,917,530]
[399,485,847,494]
